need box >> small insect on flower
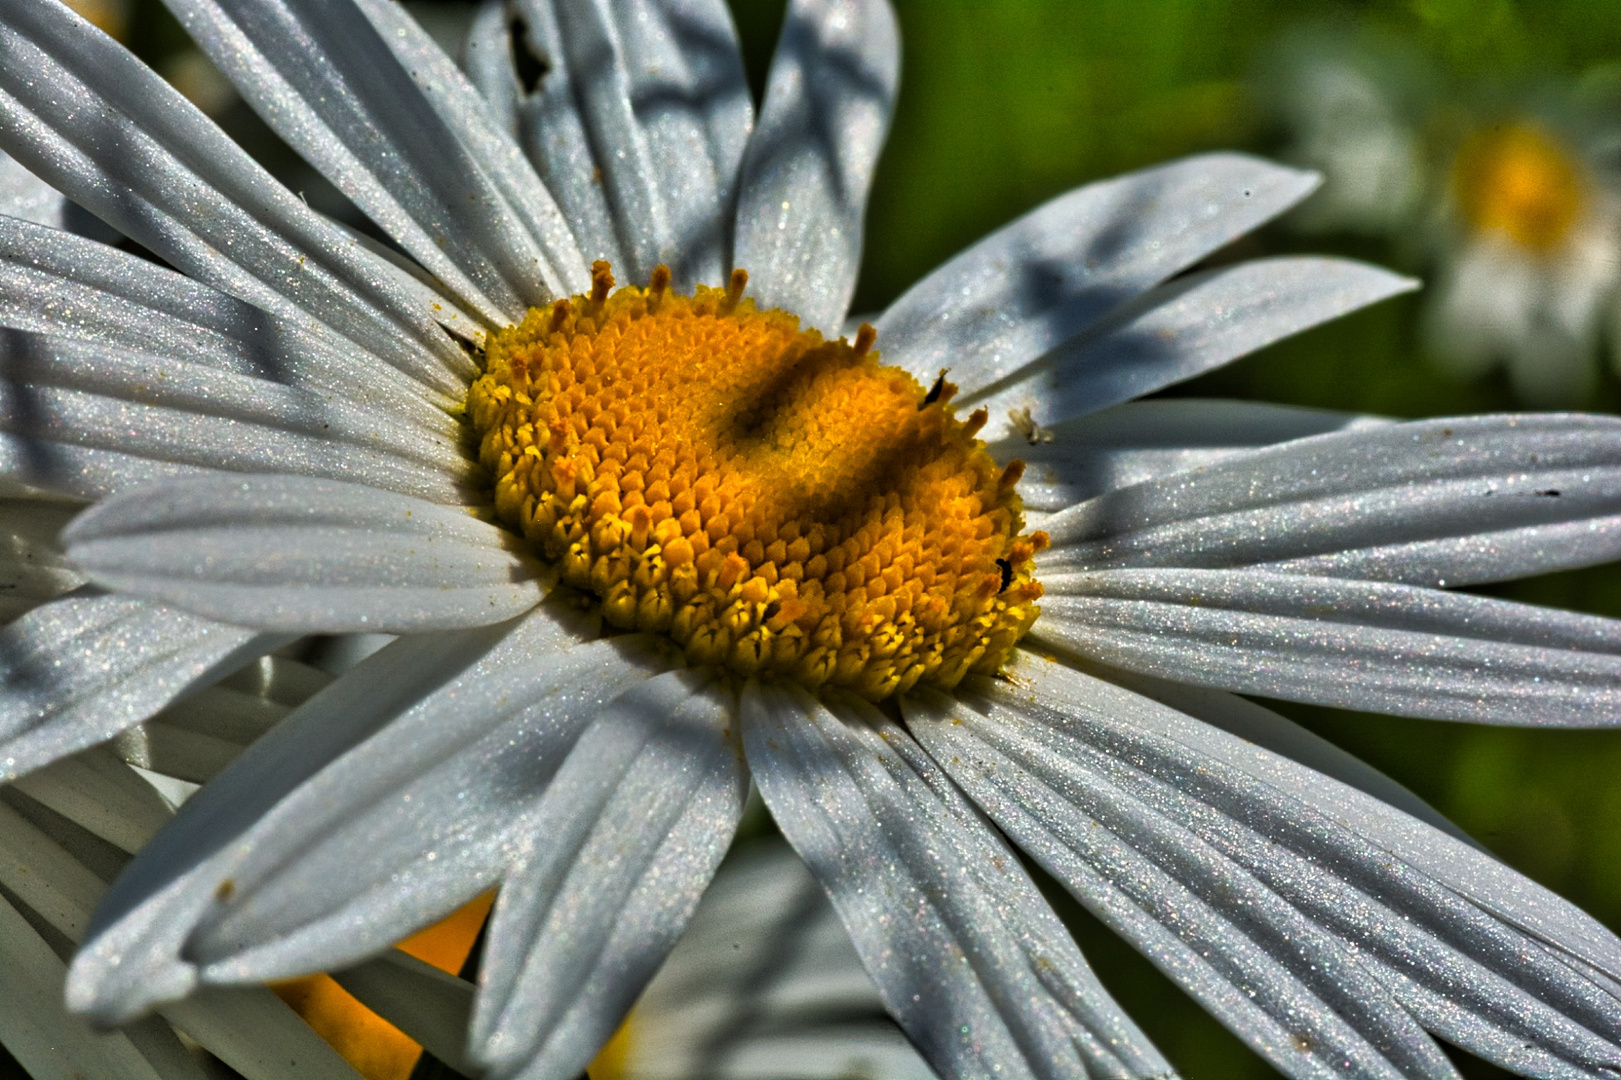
[0,3,1617,1080]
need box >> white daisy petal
[0,216,458,422]
[0,334,468,503]
[1034,568,1621,725]
[0,495,81,621]
[67,611,657,1022]
[733,0,899,335]
[165,0,586,322]
[1080,663,1473,844]
[876,154,1320,388]
[742,679,1173,1080]
[10,745,175,854]
[1043,414,1621,587]
[63,474,544,633]
[0,592,275,782]
[503,0,626,273]
[0,145,65,230]
[536,0,753,288]
[912,657,1621,1080]
[990,398,1388,510]
[464,1,520,137]
[0,0,468,391]
[472,670,749,1080]
[0,890,175,1080]
[632,841,939,1080]
[966,257,1418,441]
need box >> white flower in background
[1264,31,1621,406]
[1427,118,1621,406]
[0,2,1617,1080]
[1266,34,1426,236]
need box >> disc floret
[468,263,1045,700]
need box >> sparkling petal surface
[1034,568,1621,724]
[743,679,1172,1080]
[0,592,275,782]
[0,0,469,391]
[63,474,544,633]
[472,670,748,1080]
[909,655,1621,1080]
[875,153,1320,390]
[733,0,899,336]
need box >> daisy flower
[1427,117,1621,407]
[0,2,1618,1079]
[1264,31,1621,406]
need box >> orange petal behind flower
[274,893,495,1080]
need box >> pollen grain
[468,263,1045,700]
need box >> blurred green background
[113,1,1621,1077]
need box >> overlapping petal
[0,334,469,503]
[162,0,587,321]
[472,670,748,1079]
[529,0,753,289]
[0,0,470,392]
[877,154,1320,389]
[64,474,543,632]
[0,217,459,421]
[0,592,277,782]
[907,656,1621,1080]
[990,398,1388,510]
[0,751,369,1078]
[1040,414,1621,586]
[1033,568,1621,724]
[629,842,937,1080]
[734,0,899,335]
[67,608,659,1022]
[743,679,1171,1080]
[965,257,1417,441]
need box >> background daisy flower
[1260,23,1621,407]
[0,2,1617,1080]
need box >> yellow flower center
[468,262,1045,700]
[1454,121,1587,252]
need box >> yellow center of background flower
[469,263,1045,700]
[1453,121,1587,252]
